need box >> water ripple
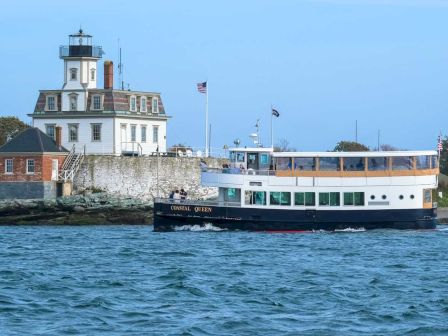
[0,225,447,335]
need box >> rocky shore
[0,193,153,225]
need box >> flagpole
[205,81,209,157]
[270,105,273,148]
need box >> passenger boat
[153,148,439,231]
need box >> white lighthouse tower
[59,29,103,112]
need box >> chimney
[104,60,113,89]
[55,126,62,148]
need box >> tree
[333,141,369,152]
[0,117,29,146]
[439,137,448,175]
[380,144,400,151]
[274,138,296,152]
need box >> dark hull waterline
[153,203,437,232]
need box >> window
[70,95,78,111]
[230,152,245,162]
[131,125,137,142]
[416,156,430,169]
[130,96,137,112]
[294,157,316,171]
[46,95,57,111]
[5,159,13,174]
[91,124,101,142]
[343,157,365,171]
[276,157,292,170]
[141,126,147,142]
[68,124,78,142]
[26,159,35,174]
[152,97,159,113]
[319,157,340,171]
[431,156,438,169]
[92,95,102,110]
[270,192,291,206]
[392,156,413,170]
[343,192,365,206]
[423,189,431,203]
[294,192,316,206]
[319,192,340,206]
[224,188,240,202]
[245,191,267,205]
[90,68,95,81]
[140,97,147,112]
[368,157,388,171]
[153,126,159,143]
[70,68,77,80]
[45,124,56,140]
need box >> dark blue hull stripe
[153,203,437,231]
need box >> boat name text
[171,205,212,213]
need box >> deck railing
[203,167,275,176]
[155,197,241,207]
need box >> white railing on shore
[155,197,241,207]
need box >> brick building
[0,127,69,199]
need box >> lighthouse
[59,29,103,112]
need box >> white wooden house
[29,30,169,155]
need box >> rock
[72,206,85,213]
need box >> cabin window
[423,189,431,203]
[294,157,316,171]
[5,159,13,174]
[294,192,316,206]
[343,157,365,171]
[276,157,292,170]
[319,157,340,171]
[224,188,240,202]
[416,156,430,169]
[431,156,438,169]
[392,156,413,170]
[260,154,269,165]
[368,157,388,171]
[270,192,291,206]
[230,152,245,162]
[45,124,56,140]
[343,192,364,206]
[26,159,35,174]
[245,191,266,205]
[319,192,340,206]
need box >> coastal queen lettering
[170,205,212,213]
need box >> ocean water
[1,225,448,336]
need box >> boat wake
[174,223,227,232]
[334,227,366,232]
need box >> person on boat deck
[287,159,297,170]
[200,159,208,171]
[173,190,181,202]
[180,188,187,200]
[169,190,175,199]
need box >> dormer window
[45,95,57,111]
[130,96,137,112]
[90,68,95,81]
[91,94,103,110]
[70,68,77,81]
[140,97,147,112]
[152,97,159,114]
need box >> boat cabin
[228,147,273,171]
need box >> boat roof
[229,147,273,153]
[272,150,438,158]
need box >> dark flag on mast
[272,108,280,117]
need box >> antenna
[118,39,124,90]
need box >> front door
[120,124,127,153]
[247,153,259,170]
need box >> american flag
[197,82,207,94]
[438,135,443,152]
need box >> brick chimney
[104,60,113,89]
[55,126,62,148]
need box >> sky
[1,0,448,152]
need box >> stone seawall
[74,156,226,203]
